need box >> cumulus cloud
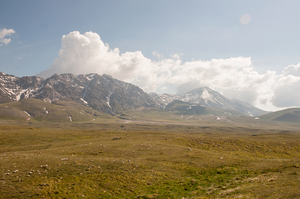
[272,80,300,107]
[38,31,152,83]
[282,63,300,76]
[38,31,300,111]
[0,28,16,45]
[271,75,300,107]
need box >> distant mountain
[259,108,300,123]
[0,72,155,115]
[164,100,245,116]
[151,87,268,117]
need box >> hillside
[259,108,300,123]
[0,98,113,122]
[165,100,245,116]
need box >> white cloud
[282,63,300,76]
[0,28,15,45]
[272,78,300,107]
[152,51,163,59]
[170,53,182,60]
[38,31,300,111]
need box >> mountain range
[0,71,267,117]
[0,72,155,115]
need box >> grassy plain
[1,117,300,199]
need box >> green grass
[1,121,300,198]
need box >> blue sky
[1,0,300,110]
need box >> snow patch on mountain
[106,90,115,109]
[86,73,96,81]
[24,111,30,117]
[81,98,88,105]
[201,89,213,102]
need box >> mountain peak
[102,74,113,78]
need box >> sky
[0,0,300,111]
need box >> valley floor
[0,120,300,198]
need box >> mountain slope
[231,99,268,117]
[259,108,300,123]
[165,100,245,116]
[0,98,113,122]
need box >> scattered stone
[39,183,49,186]
[268,178,275,182]
[220,157,223,160]
[13,170,19,173]
[188,148,192,151]
[61,158,68,161]
[112,137,121,140]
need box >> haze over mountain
[150,87,267,117]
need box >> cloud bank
[38,31,300,111]
[0,28,16,45]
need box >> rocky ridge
[0,72,155,115]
